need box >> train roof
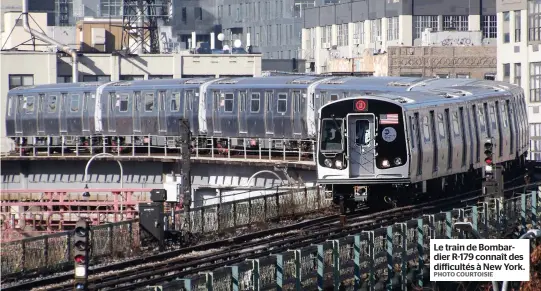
[6,81,107,94]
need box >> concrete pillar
[348,22,355,58]
[331,24,338,46]
[381,17,388,51]
[469,15,481,31]
[399,15,413,46]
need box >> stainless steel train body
[316,79,529,211]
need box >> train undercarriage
[322,154,530,214]
[9,135,315,159]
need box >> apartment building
[301,0,498,77]
[497,0,541,159]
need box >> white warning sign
[430,239,530,282]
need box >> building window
[371,19,381,43]
[531,62,541,103]
[503,63,511,83]
[82,75,111,82]
[120,75,144,81]
[413,16,438,39]
[529,0,541,41]
[443,16,469,31]
[387,17,399,41]
[502,12,511,43]
[514,63,522,86]
[99,0,122,17]
[181,7,187,24]
[57,76,72,83]
[515,10,522,42]
[529,123,541,160]
[148,75,173,79]
[337,23,348,46]
[322,25,331,45]
[9,74,34,89]
[353,22,364,44]
[195,7,202,20]
[482,15,497,38]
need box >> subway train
[316,80,529,212]
[5,75,498,155]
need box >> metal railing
[0,186,329,276]
[159,191,541,291]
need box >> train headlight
[394,157,402,166]
[335,160,344,170]
[324,159,333,168]
[381,159,390,168]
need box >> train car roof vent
[184,79,210,84]
[217,79,239,84]
[290,77,317,84]
[81,82,103,87]
[111,82,133,87]
[392,96,415,103]
[388,81,416,87]
[432,89,471,98]
[324,77,346,84]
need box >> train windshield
[320,118,343,152]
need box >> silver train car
[5,76,429,153]
[316,80,529,212]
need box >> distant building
[496,0,541,159]
[301,0,498,78]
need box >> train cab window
[239,92,247,112]
[70,95,80,112]
[422,116,431,142]
[489,104,497,130]
[250,93,260,112]
[330,94,338,102]
[320,118,343,152]
[119,94,129,112]
[145,93,154,112]
[277,93,287,113]
[7,96,13,116]
[452,111,461,136]
[437,113,445,139]
[224,93,234,112]
[355,120,370,146]
[48,96,57,113]
[171,92,180,112]
[25,96,35,114]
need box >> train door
[347,114,376,177]
[238,91,248,134]
[184,90,194,126]
[60,93,68,134]
[292,90,303,136]
[82,92,91,134]
[133,91,142,133]
[107,91,116,133]
[265,91,274,134]
[506,100,515,155]
[212,91,222,133]
[158,90,167,133]
[37,94,45,135]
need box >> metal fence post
[276,254,284,291]
[417,218,424,288]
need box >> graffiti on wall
[441,37,472,46]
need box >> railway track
[4,176,535,291]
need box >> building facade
[301,0,498,75]
[496,0,541,159]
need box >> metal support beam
[179,119,192,231]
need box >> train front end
[316,96,410,212]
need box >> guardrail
[158,191,541,291]
[0,186,329,276]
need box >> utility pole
[179,119,192,232]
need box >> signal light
[484,139,494,166]
[73,218,89,281]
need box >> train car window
[277,94,287,113]
[119,94,129,112]
[293,91,301,113]
[330,94,338,102]
[134,91,141,111]
[25,96,35,114]
[159,91,166,111]
[265,92,273,112]
[437,113,445,139]
[145,93,154,112]
[171,92,181,112]
[213,92,220,111]
[83,93,90,112]
[186,91,193,111]
[48,96,57,113]
[489,104,497,130]
[452,111,461,136]
[224,93,234,112]
[477,106,486,132]
[422,116,430,142]
[7,96,13,116]
[459,107,467,167]
[239,91,247,112]
[250,93,260,112]
[70,95,80,112]
[409,115,415,149]
[355,120,370,146]
[320,92,327,105]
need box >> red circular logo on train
[355,100,367,111]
